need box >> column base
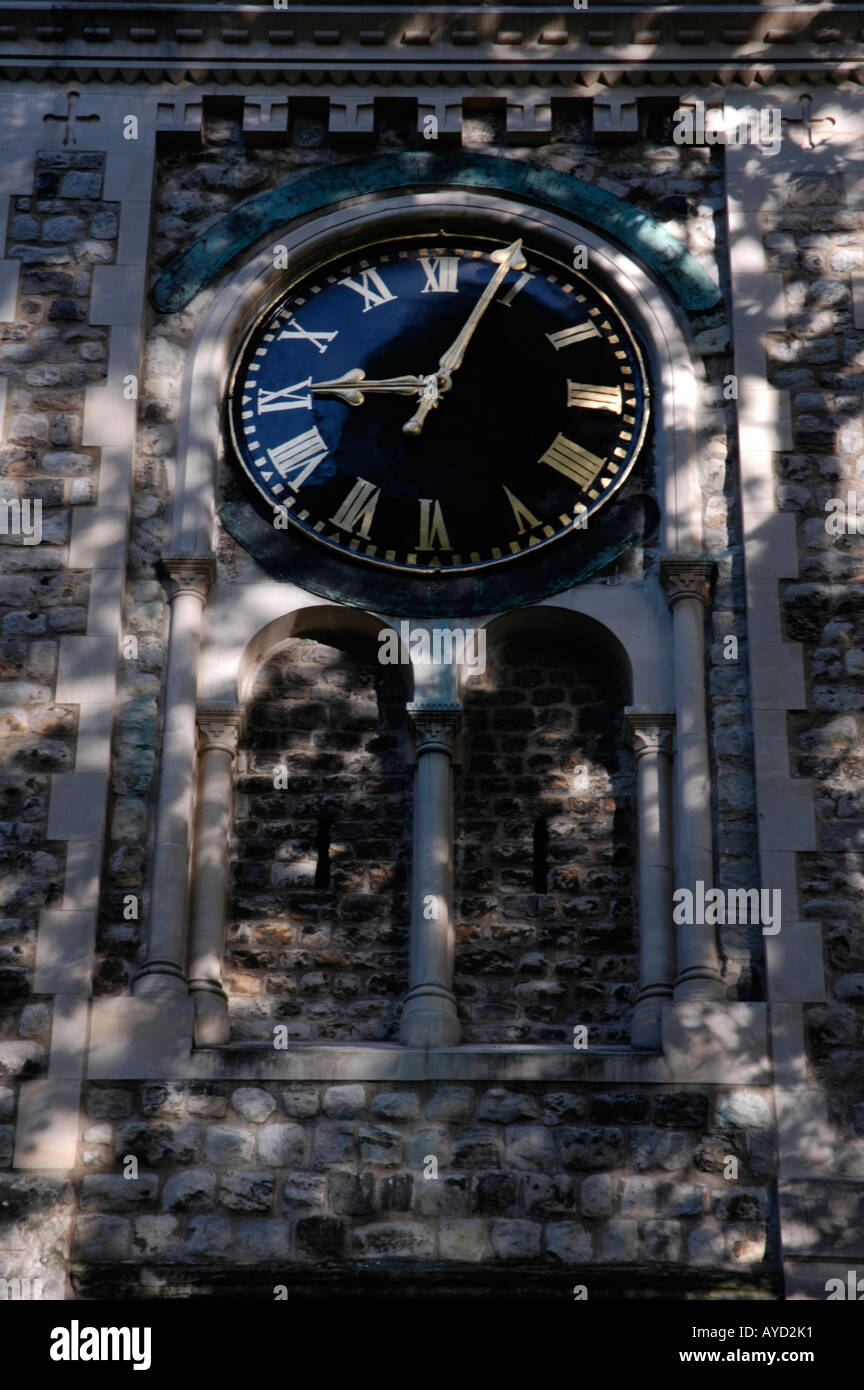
[399,985,460,1047]
[133,960,187,998]
[631,987,672,1049]
[189,982,231,1046]
[674,967,724,1002]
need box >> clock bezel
[214,190,662,616]
[224,221,650,579]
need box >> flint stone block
[655,1092,710,1128]
[219,1172,275,1212]
[231,1087,276,1123]
[185,1216,233,1259]
[296,1215,347,1257]
[85,1087,133,1120]
[621,1177,657,1216]
[490,1219,541,1260]
[233,1219,292,1263]
[505,1125,557,1172]
[380,1173,413,1212]
[631,1130,694,1172]
[322,1084,365,1118]
[281,1087,320,1119]
[715,1091,772,1129]
[358,1124,402,1166]
[559,1127,623,1170]
[477,1088,540,1124]
[114,1122,197,1167]
[451,1128,501,1168]
[472,1172,519,1215]
[132,1215,180,1258]
[689,1226,726,1265]
[416,1174,468,1216]
[204,1127,255,1165]
[161,1170,216,1213]
[523,1174,575,1218]
[644,1219,682,1262]
[658,1182,707,1216]
[601,1219,640,1263]
[371,1091,419,1121]
[581,1174,615,1217]
[80,1173,158,1213]
[256,1123,306,1167]
[590,1093,650,1123]
[440,1219,490,1262]
[312,1122,356,1168]
[353,1222,434,1259]
[74,1214,130,1261]
[405,1125,451,1167]
[547,1221,593,1263]
[140,1083,184,1118]
[542,1092,587,1125]
[329,1171,376,1216]
[187,1084,228,1119]
[426,1087,475,1123]
[282,1173,327,1210]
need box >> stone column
[661,556,724,1000]
[400,702,461,1047]
[188,705,243,1045]
[134,555,215,997]
[625,709,676,1048]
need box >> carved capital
[163,554,217,604]
[624,708,675,760]
[197,704,243,757]
[407,701,461,755]
[660,555,715,610]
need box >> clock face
[228,233,649,575]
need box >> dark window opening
[314,814,331,890]
[532,815,548,895]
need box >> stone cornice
[0,5,863,88]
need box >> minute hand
[402,238,527,435]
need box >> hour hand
[309,367,428,405]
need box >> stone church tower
[0,1,862,1302]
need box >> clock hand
[402,238,527,436]
[308,367,435,406]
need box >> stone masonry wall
[767,171,864,1160]
[227,635,412,1043]
[0,149,118,1160]
[455,631,636,1045]
[67,1078,777,1294]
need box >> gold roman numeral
[546,322,600,350]
[566,382,623,413]
[539,434,606,490]
[417,498,451,550]
[502,485,541,536]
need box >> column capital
[660,554,715,609]
[407,701,461,754]
[162,553,217,603]
[624,708,675,760]
[197,704,243,756]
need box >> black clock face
[228,233,649,575]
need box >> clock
[227,231,650,578]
